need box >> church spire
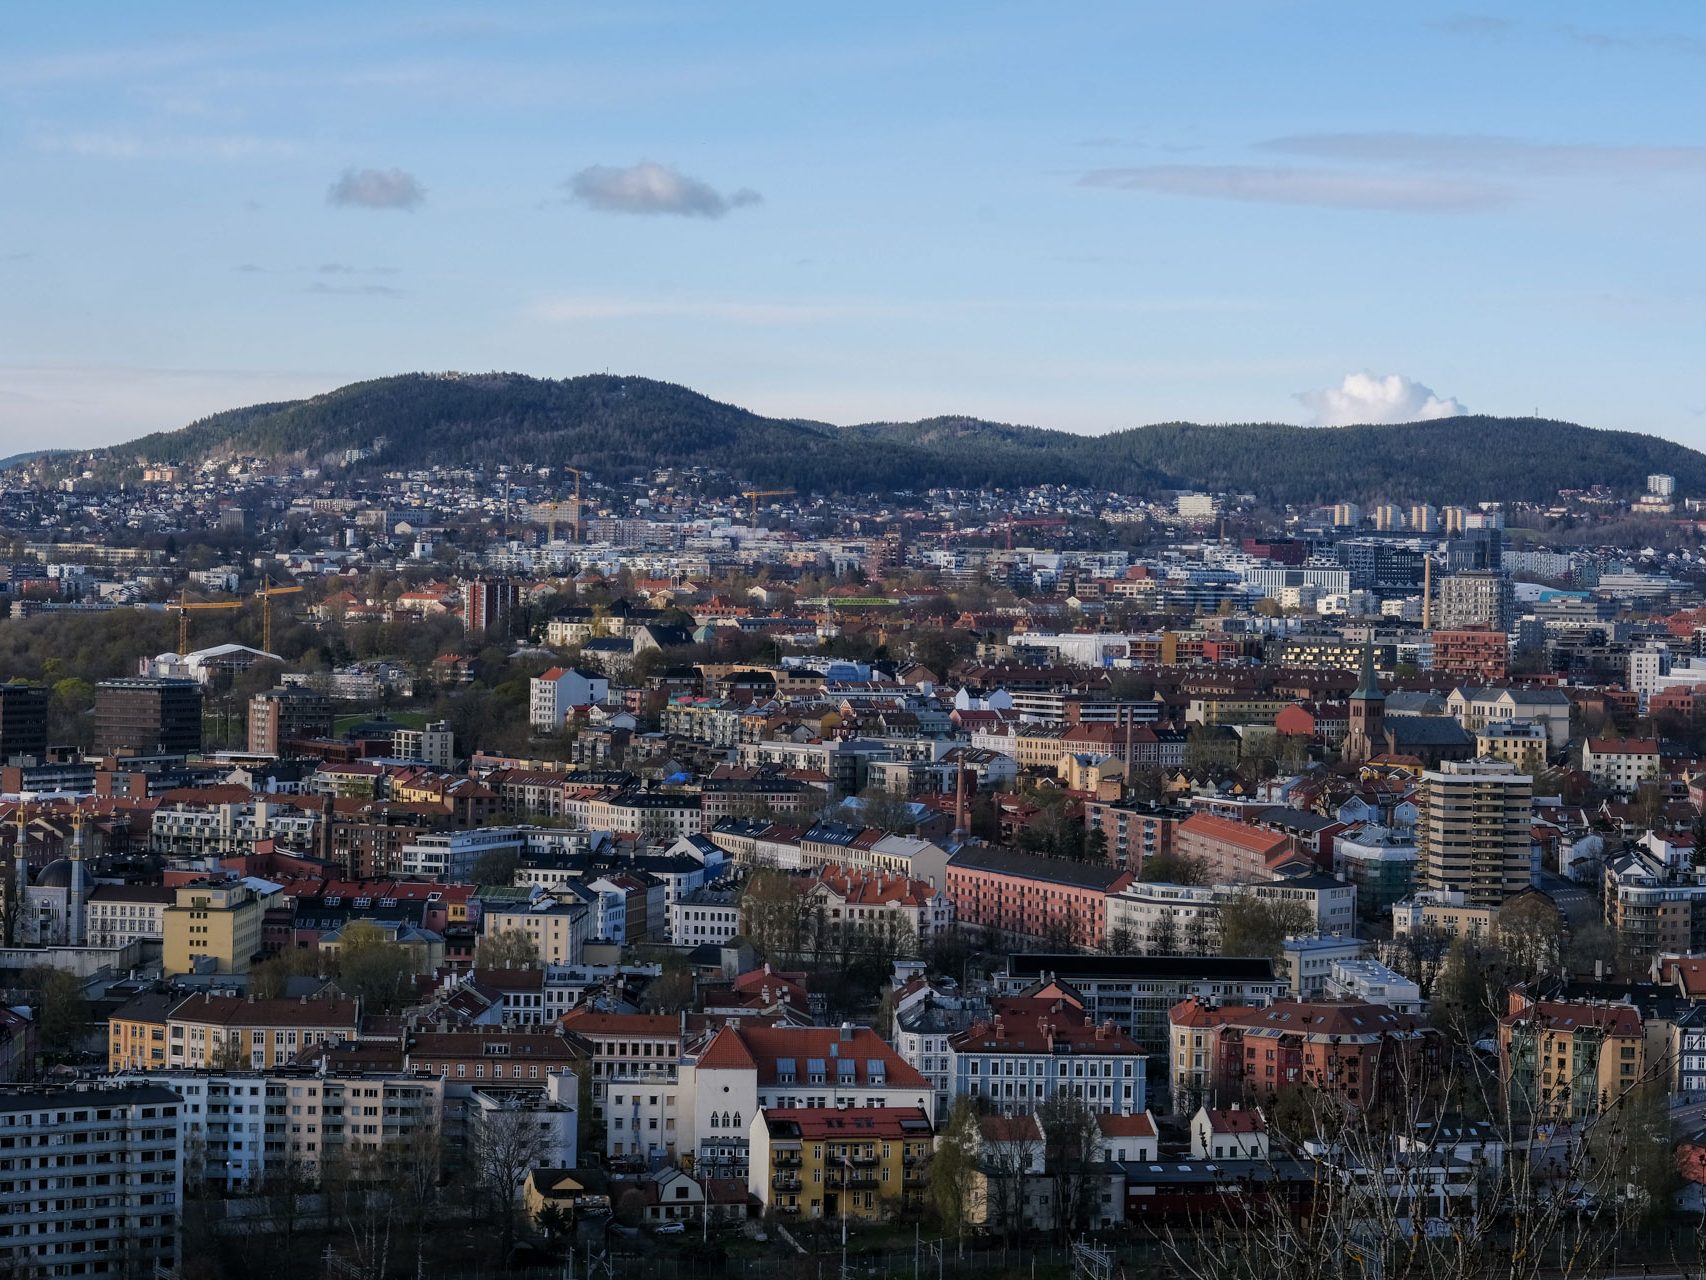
[1351,642,1385,702]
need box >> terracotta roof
[1201,1107,1266,1134]
[558,1010,682,1039]
[1095,1112,1157,1139]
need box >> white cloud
[566,161,761,218]
[1296,372,1469,426]
[1079,165,1503,212]
[327,167,425,210]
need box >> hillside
[97,372,1706,504]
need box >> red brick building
[945,845,1132,949]
[1430,629,1509,681]
[1168,996,1441,1111]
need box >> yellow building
[107,991,362,1072]
[162,880,267,976]
[1477,721,1548,775]
[1500,995,1645,1120]
[748,1107,932,1221]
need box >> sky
[2,2,1705,453]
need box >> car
[653,1222,687,1235]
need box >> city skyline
[2,2,1705,452]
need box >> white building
[1327,957,1425,1015]
[0,1084,184,1277]
[529,667,610,731]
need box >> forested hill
[96,372,1706,504]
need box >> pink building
[945,845,1132,949]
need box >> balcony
[772,1174,802,1191]
[773,1151,802,1168]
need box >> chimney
[839,1021,852,1041]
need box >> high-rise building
[1649,474,1676,500]
[1408,504,1439,533]
[1331,502,1362,528]
[1371,503,1406,531]
[0,1083,184,1278]
[0,683,48,764]
[465,577,520,635]
[1440,505,1470,535]
[1438,569,1515,633]
[1416,758,1533,907]
[93,677,202,757]
[246,685,333,755]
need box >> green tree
[334,922,420,1013]
[1138,851,1208,884]
[470,848,520,886]
[29,968,88,1062]
[1218,895,1315,960]
[476,929,540,969]
[929,1097,981,1244]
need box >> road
[1537,868,1598,929]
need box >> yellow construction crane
[167,589,242,656]
[740,488,796,524]
[254,578,304,655]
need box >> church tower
[1343,643,1386,765]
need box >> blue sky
[2,2,1704,451]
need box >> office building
[0,683,48,764]
[94,677,202,757]
[1415,758,1533,907]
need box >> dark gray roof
[1386,717,1473,747]
[1005,953,1278,982]
[948,845,1131,890]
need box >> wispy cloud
[1429,14,1514,37]
[33,130,300,160]
[327,167,425,210]
[565,161,761,218]
[534,296,877,324]
[1297,371,1468,426]
[1261,132,1706,177]
[1079,164,1504,212]
[305,281,405,298]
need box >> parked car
[653,1222,687,1235]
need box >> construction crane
[254,578,304,655]
[740,488,796,525]
[995,516,1068,549]
[167,589,242,656]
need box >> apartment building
[0,1084,183,1279]
[83,884,174,949]
[748,1106,933,1221]
[949,1000,1147,1116]
[1168,996,1441,1113]
[108,992,360,1072]
[946,846,1132,950]
[1500,994,1645,1121]
[113,1068,445,1190]
[162,879,267,976]
[1415,758,1534,907]
[1581,738,1662,796]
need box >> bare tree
[1149,1047,1680,1280]
[470,1100,558,1263]
[1037,1092,1101,1242]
